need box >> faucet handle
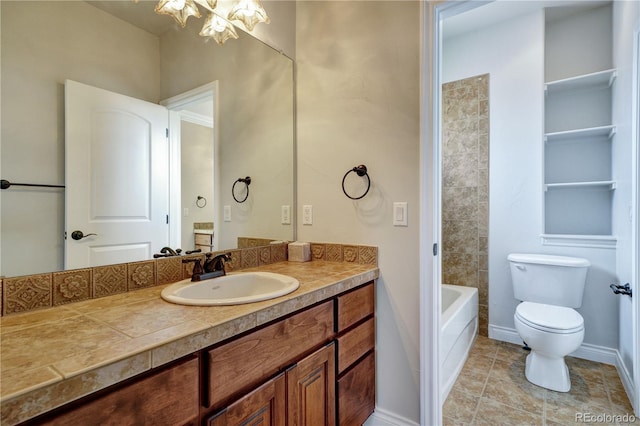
[182,258,204,281]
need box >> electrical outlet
[223,205,231,222]
[303,205,313,225]
[183,208,189,217]
[281,205,291,225]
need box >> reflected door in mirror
[65,80,169,269]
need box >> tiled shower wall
[442,74,490,336]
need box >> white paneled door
[65,80,169,269]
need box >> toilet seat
[515,302,584,334]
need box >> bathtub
[440,284,479,400]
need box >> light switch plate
[393,202,408,226]
[223,205,231,222]
[281,205,291,225]
[303,205,313,225]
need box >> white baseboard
[488,324,618,365]
[364,408,420,426]
[488,325,523,346]
[616,352,636,414]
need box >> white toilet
[508,253,590,392]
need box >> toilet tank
[508,253,590,308]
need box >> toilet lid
[516,302,584,333]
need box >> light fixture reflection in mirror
[200,12,239,45]
[228,0,270,31]
[154,0,202,27]
[151,0,268,44]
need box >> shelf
[545,69,617,94]
[545,125,616,143]
[541,234,617,249]
[544,180,616,191]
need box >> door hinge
[166,128,169,138]
[433,243,438,256]
[166,214,169,224]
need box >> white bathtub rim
[440,284,479,401]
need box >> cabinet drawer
[195,233,213,245]
[337,352,375,426]
[207,301,334,409]
[337,317,374,374]
[336,282,374,332]
[42,357,199,426]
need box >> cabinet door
[286,343,336,426]
[208,373,286,426]
[41,357,199,426]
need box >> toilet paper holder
[610,283,632,297]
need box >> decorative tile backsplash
[0,242,377,316]
[52,269,92,306]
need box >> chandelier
[153,0,270,45]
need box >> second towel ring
[196,196,207,208]
[342,165,370,200]
[232,176,251,203]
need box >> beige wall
[160,21,295,250]
[296,2,421,422]
[181,121,215,250]
[0,1,160,276]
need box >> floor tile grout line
[469,346,499,424]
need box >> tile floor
[444,336,635,425]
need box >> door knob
[71,230,97,240]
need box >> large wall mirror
[0,1,295,277]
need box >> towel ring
[342,164,370,200]
[196,196,207,208]
[232,176,251,203]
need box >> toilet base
[524,351,571,392]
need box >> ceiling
[88,0,175,36]
[443,0,611,40]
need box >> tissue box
[288,242,311,262]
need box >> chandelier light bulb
[155,0,201,27]
[200,13,239,45]
[227,0,270,31]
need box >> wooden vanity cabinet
[206,300,335,410]
[208,343,336,426]
[35,357,200,426]
[286,343,336,426]
[22,281,375,426]
[335,283,375,425]
[208,373,286,426]
[206,281,375,426]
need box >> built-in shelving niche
[542,67,616,247]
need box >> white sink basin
[160,272,300,306]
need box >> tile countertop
[0,261,379,425]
